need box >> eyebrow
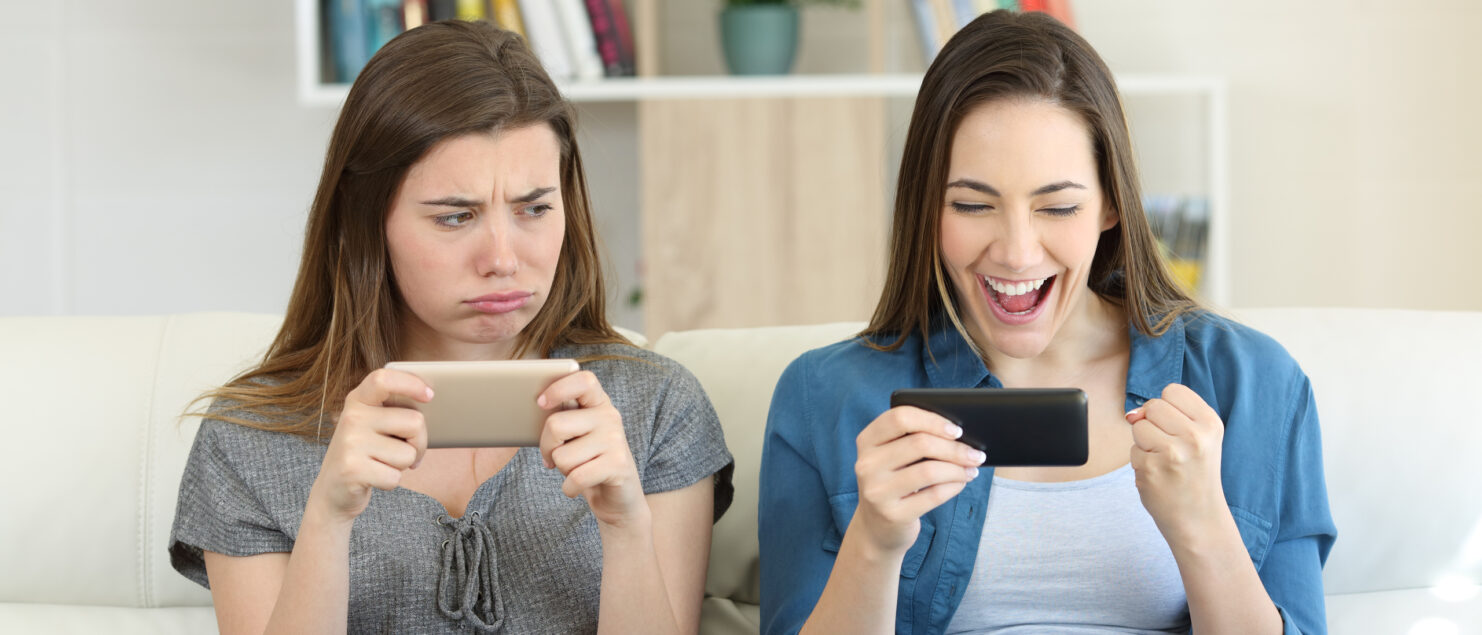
[420,196,483,208]
[419,187,557,207]
[512,187,557,204]
[945,179,1088,197]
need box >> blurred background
[2,0,1479,335]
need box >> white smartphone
[384,359,580,448]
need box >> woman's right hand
[850,406,985,557]
[308,368,432,523]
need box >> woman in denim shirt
[759,10,1335,635]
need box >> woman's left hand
[537,370,648,529]
[1125,383,1229,544]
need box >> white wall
[3,0,1479,324]
[1076,1,1482,310]
[0,0,644,330]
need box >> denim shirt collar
[921,319,994,389]
[918,313,1186,398]
[1125,316,1185,402]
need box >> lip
[465,291,533,314]
[978,274,1054,326]
[984,274,1052,286]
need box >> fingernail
[424,387,434,401]
[537,395,547,408]
[947,423,963,439]
[966,467,979,480]
[970,449,987,465]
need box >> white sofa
[2,309,1480,634]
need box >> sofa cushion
[654,322,865,633]
[1236,308,1482,601]
[1,313,280,610]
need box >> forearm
[596,510,682,635]
[799,525,905,635]
[262,506,354,635]
[1171,512,1283,635]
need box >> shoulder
[558,342,715,420]
[189,394,324,479]
[782,332,920,391]
[770,332,922,438]
[1177,311,1303,380]
[562,341,698,392]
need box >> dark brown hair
[199,20,623,439]
[863,10,1200,351]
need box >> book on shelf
[1144,194,1210,294]
[909,0,1076,64]
[327,0,371,83]
[427,0,457,21]
[490,0,525,39]
[554,0,605,81]
[455,0,485,20]
[516,0,574,79]
[585,0,636,77]
[320,0,635,85]
[402,0,428,29]
[366,0,404,53]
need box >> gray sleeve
[168,418,295,588]
[642,367,735,522]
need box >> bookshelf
[292,1,1230,335]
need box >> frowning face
[385,125,565,361]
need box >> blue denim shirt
[759,312,1336,634]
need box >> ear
[1099,198,1119,232]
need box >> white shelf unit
[294,0,1228,306]
[1118,76,1229,306]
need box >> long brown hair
[200,20,623,439]
[863,10,1199,352]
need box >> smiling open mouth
[982,274,1056,316]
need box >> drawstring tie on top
[435,511,504,632]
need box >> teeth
[984,275,1051,296]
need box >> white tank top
[944,463,1191,634]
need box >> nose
[991,213,1043,274]
[477,217,519,278]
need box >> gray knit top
[169,343,734,634]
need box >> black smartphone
[889,388,1088,467]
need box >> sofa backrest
[652,322,865,632]
[1233,308,1482,597]
[5,309,1480,633]
[1,313,282,609]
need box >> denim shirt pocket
[822,491,937,579]
[1229,504,1275,567]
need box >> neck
[981,292,1129,386]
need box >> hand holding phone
[310,367,433,523]
[536,370,646,528]
[384,359,579,448]
[849,406,985,557]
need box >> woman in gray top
[168,20,733,635]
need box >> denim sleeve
[1262,375,1337,635]
[759,354,837,635]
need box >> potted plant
[720,0,859,75]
